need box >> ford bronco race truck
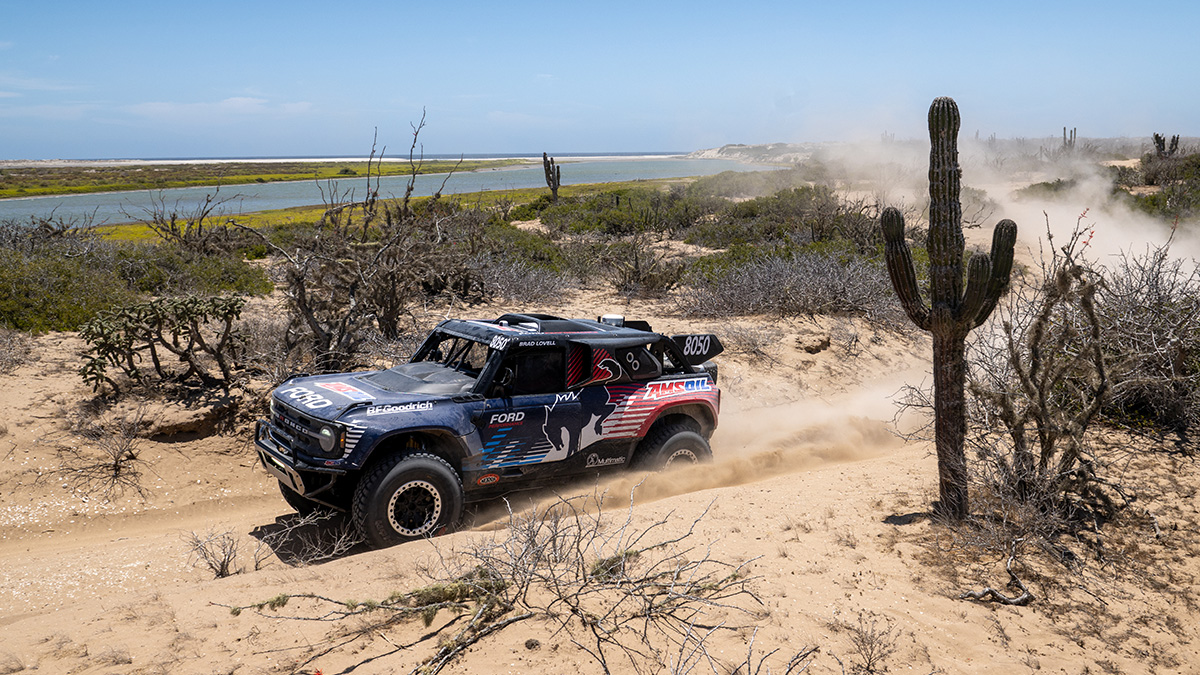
[254,313,723,548]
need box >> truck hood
[274,363,474,420]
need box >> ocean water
[0,155,779,225]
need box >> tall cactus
[882,97,1018,521]
[543,152,562,202]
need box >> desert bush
[966,225,1114,524]
[829,612,899,675]
[0,328,33,374]
[481,220,564,270]
[475,258,570,304]
[0,247,141,332]
[239,137,506,371]
[54,404,152,500]
[602,234,687,297]
[112,243,272,297]
[79,295,247,394]
[507,193,555,221]
[129,186,259,256]
[185,529,242,578]
[252,510,364,569]
[679,251,901,322]
[1098,240,1200,431]
[686,166,824,200]
[683,185,882,254]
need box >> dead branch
[959,548,1034,606]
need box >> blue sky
[1,1,1195,159]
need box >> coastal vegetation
[0,158,523,199]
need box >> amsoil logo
[490,412,525,426]
[642,378,712,401]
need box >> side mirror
[497,367,514,387]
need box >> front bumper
[255,420,345,496]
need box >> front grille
[271,400,323,457]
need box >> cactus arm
[958,253,992,325]
[970,219,1018,328]
[881,207,931,331]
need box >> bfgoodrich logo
[365,401,434,416]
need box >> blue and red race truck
[255,313,723,548]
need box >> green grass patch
[0,159,527,199]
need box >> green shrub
[0,249,140,332]
[507,194,555,221]
[481,222,563,271]
[1013,178,1078,201]
[114,244,272,296]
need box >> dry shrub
[184,529,242,579]
[474,258,571,304]
[0,328,33,374]
[830,611,898,675]
[719,324,783,362]
[54,404,154,501]
[1099,239,1200,432]
[226,490,789,675]
[679,253,901,323]
[252,510,364,569]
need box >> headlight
[318,425,339,453]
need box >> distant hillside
[692,135,1200,166]
[688,143,822,164]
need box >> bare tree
[235,120,477,371]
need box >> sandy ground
[1,290,1197,675]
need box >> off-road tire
[634,421,712,470]
[279,481,324,516]
[352,453,464,549]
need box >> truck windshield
[359,333,493,395]
[414,335,490,375]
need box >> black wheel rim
[387,480,442,537]
[664,447,699,468]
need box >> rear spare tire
[352,453,464,548]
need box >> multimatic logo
[365,401,434,416]
[586,453,625,468]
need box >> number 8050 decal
[681,334,712,357]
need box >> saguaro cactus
[543,152,562,202]
[882,97,1018,521]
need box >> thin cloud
[0,101,99,120]
[126,97,312,120]
[0,73,79,92]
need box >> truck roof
[436,313,659,347]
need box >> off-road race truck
[255,313,723,548]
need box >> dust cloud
[465,366,931,532]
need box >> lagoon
[0,157,778,225]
